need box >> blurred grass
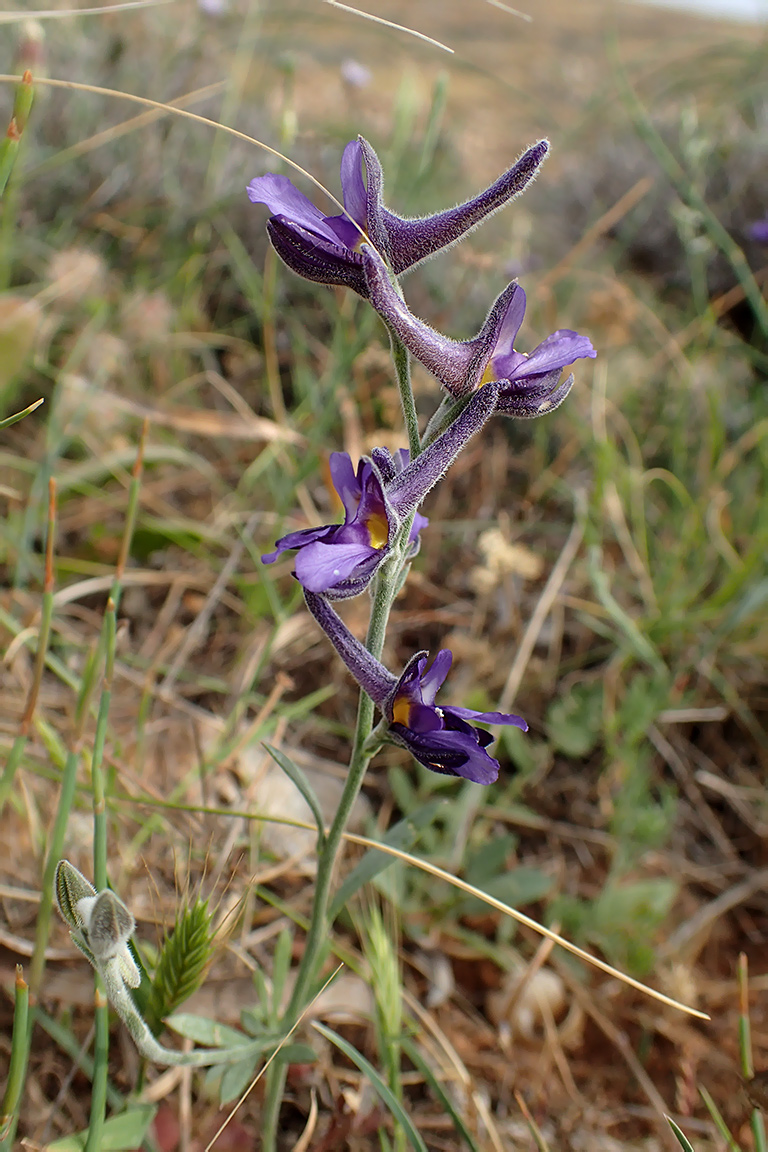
[1,0,767,1147]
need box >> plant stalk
[259,568,398,1150]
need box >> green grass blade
[0,967,29,1139]
[313,1021,428,1152]
[401,1037,481,1152]
[699,1085,741,1152]
[666,1117,696,1152]
[0,396,43,429]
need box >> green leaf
[219,1053,260,1104]
[459,868,554,916]
[165,1014,249,1048]
[402,1038,480,1152]
[274,1042,317,1065]
[545,683,603,758]
[47,1106,156,1150]
[666,1117,697,1152]
[314,1022,428,1152]
[271,927,293,1012]
[264,743,326,845]
[329,801,442,920]
[464,833,517,888]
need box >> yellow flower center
[366,512,389,550]
[391,696,412,726]
[479,361,497,387]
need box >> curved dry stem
[0,74,373,248]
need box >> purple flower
[304,591,526,784]
[750,217,768,244]
[263,382,499,598]
[246,137,549,297]
[363,246,596,417]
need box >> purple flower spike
[363,245,596,417]
[247,137,549,297]
[304,591,527,784]
[263,384,498,598]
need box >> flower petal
[445,705,528,729]
[418,649,453,705]
[339,139,367,229]
[294,539,378,593]
[266,217,368,295]
[247,175,336,240]
[262,524,335,564]
[329,452,362,518]
[513,330,596,379]
[391,725,501,784]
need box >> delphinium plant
[44,135,598,1146]
[244,135,596,1143]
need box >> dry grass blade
[498,508,585,712]
[485,0,533,20]
[0,75,372,244]
[339,829,708,1020]
[0,0,170,21]
[130,797,707,1020]
[321,0,454,53]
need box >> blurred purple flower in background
[247,137,549,297]
[304,591,526,783]
[363,246,596,417]
[749,216,768,244]
[340,59,372,89]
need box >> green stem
[421,393,470,450]
[0,967,28,1140]
[260,570,398,1150]
[85,984,109,1152]
[390,333,421,460]
[86,602,117,1151]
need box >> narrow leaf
[666,1117,696,1152]
[329,801,441,920]
[0,397,44,429]
[313,1021,428,1152]
[264,743,326,844]
[699,1086,741,1152]
[402,1038,480,1152]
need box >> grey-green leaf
[47,1105,156,1150]
[165,1013,249,1048]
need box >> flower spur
[247,137,549,297]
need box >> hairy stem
[390,332,421,460]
